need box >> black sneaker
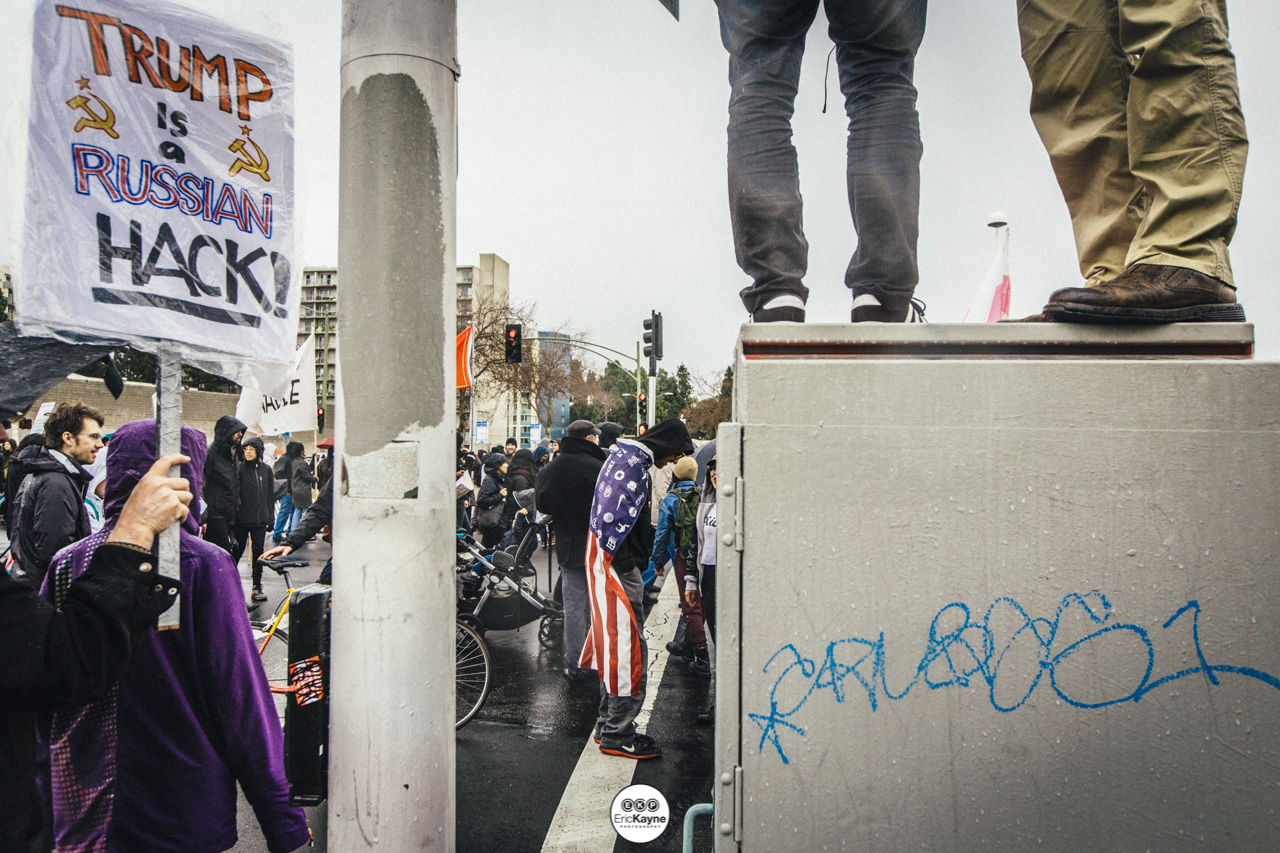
[666,639,691,660]
[251,587,268,602]
[750,294,806,323]
[851,293,926,323]
[594,732,656,746]
[599,734,661,759]
[688,651,711,677]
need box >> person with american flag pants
[581,419,694,759]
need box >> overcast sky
[3,0,1277,383]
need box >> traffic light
[637,391,647,424]
[642,311,663,377]
[637,423,647,436]
[505,323,523,364]
[317,407,325,431]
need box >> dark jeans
[717,0,927,314]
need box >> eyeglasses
[79,433,103,441]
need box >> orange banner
[456,324,474,389]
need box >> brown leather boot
[1044,264,1245,324]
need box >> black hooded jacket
[202,415,246,523]
[10,444,93,589]
[0,544,181,852]
[235,437,276,527]
[534,436,608,571]
[476,454,510,531]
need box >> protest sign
[235,333,317,435]
[18,0,297,365]
[30,401,56,434]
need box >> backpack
[672,484,701,562]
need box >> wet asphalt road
[228,537,717,853]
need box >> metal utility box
[714,323,1280,851]
[285,583,331,806]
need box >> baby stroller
[456,489,562,647]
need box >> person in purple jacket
[41,420,310,853]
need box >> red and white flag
[963,224,1011,323]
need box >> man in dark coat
[201,415,246,553]
[285,441,317,531]
[232,436,276,601]
[1,452,188,852]
[9,402,105,589]
[536,420,607,680]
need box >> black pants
[701,563,717,644]
[231,524,267,588]
[204,517,236,554]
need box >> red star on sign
[239,124,253,136]
[75,77,91,90]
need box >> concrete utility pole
[333,2,458,850]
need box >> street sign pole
[155,345,182,629]
[333,1,458,849]
[648,372,657,429]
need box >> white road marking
[540,577,683,852]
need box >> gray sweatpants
[596,566,648,746]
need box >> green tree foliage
[684,366,733,440]
[654,364,694,422]
[78,347,239,393]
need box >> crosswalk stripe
[540,575,683,852]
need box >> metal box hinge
[733,477,744,553]
[719,765,744,844]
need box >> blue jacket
[647,479,697,581]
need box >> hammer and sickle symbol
[65,94,119,139]
[228,137,271,182]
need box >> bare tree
[520,328,570,432]
[457,294,537,435]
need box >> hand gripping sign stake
[155,345,182,629]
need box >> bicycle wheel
[456,620,491,730]
[254,627,291,695]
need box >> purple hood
[43,420,309,853]
[103,419,206,537]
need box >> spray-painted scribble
[749,594,1280,765]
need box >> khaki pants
[1017,0,1247,285]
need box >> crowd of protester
[459,417,714,760]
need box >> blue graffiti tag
[748,594,1280,765]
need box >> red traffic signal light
[505,324,523,363]
[317,407,325,431]
[638,423,647,436]
[638,392,646,403]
